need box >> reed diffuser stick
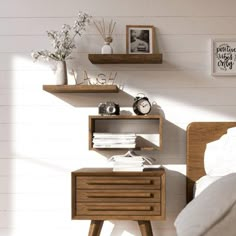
[94,18,116,41]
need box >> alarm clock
[133,94,151,115]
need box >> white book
[93,144,136,148]
[93,133,136,138]
[113,161,144,166]
[93,132,136,135]
[113,167,144,172]
[93,142,136,145]
[93,138,136,141]
[112,156,144,162]
[93,140,136,144]
[108,154,153,165]
[113,160,144,165]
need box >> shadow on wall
[44,90,134,107]
[94,119,186,166]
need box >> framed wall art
[211,38,236,76]
[126,25,154,54]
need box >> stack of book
[109,151,153,172]
[92,133,136,148]
[111,156,145,172]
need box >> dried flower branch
[31,11,91,62]
[94,18,116,43]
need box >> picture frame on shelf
[126,25,154,54]
[211,38,236,76]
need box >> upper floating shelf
[88,53,163,64]
[43,85,119,93]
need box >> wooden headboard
[186,122,236,203]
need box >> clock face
[137,99,151,114]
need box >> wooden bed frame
[186,122,236,203]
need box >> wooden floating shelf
[89,115,163,120]
[89,115,163,151]
[88,53,163,64]
[43,85,119,93]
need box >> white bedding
[175,173,236,236]
[194,175,221,197]
[204,128,236,176]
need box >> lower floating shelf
[43,85,119,93]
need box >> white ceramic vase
[55,60,68,85]
[101,42,113,54]
[101,37,113,54]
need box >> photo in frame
[211,38,236,76]
[126,25,154,54]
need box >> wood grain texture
[186,122,236,203]
[76,189,161,202]
[76,202,161,216]
[88,220,103,236]
[88,54,162,64]
[138,221,153,236]
[71,168,166,221]
[76,176,161,189]
[43,85,119,93]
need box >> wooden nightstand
[71,168,166,236]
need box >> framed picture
[126,25,154,54]
[211,38,236,76]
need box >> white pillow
[204,134,227,176]
[226,127,236,136]
[204,130,236,176]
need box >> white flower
[32,12,91,62]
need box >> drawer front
[76,202,161,216]
[76,189,161,202]
[76,176,161,190]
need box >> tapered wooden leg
[88,220,104,236]
[138,221,153,236]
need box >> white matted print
[211,39,236,76]
[126,25,154,54]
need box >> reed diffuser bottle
[94,19,116,54]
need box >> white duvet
[174,173,236,236]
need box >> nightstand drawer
[76,202,161,216]
[76,176,161,189]
[72,168,166,221]
[76,189,161,202]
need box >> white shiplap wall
[1,1,236,236]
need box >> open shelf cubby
[88,54,163,64]
[43,85,119,93]
[89,115,163,151]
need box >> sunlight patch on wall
[100,221,115,236]
[121,231,136,236]
[11,55,54,87]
